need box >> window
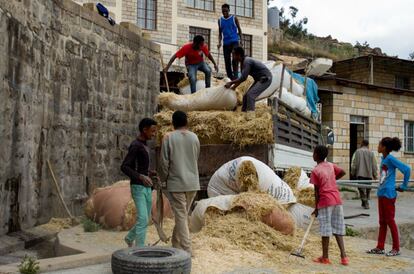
[137,0,156,30]
[189,26,211,49]
[395,75,410,90]
[185,0,214,11]
[405,121,414,152]
[241,34,252,57]
[228,0,253,17]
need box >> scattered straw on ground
[283,167,302,190]
[40,218,73,232]
[154,104,273,146]
[191,210,409,274]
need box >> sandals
[124,237,133,247]
[313,257,331,264]
[366,248,385,255]
[341,257,349,266]
[386,249,401,256]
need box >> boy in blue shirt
[367,137,411,256]
[217,4,243,80]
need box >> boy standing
[159,111,200,255]
[217,4,243,80]
[310,145,349,265]
[121,118,158,247]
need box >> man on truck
[225,47,272,113]
[164,35,218,93]
[217,3,243,80]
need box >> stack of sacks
[84,180,173,231]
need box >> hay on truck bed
[154,104,273,147]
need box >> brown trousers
[167,191,197,253]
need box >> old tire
[111,246,191,274]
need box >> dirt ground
[52,217,414,274]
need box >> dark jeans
[357,176,372,207]
[186,62,211,93]
[223,42,239,80]
[242,76,272,112]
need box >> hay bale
[154,104,273,147]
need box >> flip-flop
[341,257,349,266]
[386,249,401,256]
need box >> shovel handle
[298,215,316,250]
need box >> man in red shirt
[311,145,349,266]
[164,35,218,93]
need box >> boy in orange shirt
[311,145,349,265]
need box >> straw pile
[154,104,273,146]
[231,192,284,221]
[234,76,254,104]
[237,160,259,193]
[283,167,302,190]
[295,188,315,208]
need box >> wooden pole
[279,64,285,99]
[47,160,75,221]
[159,50,170,92]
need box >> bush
[346,227,360,237]
[19,255,40,274]
[81,217,101,232]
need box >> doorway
[350,116,368,175]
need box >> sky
[269,0,414,59]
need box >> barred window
[241,34,252,57]
[189,26,211,49]
[137,0,156,30]
[227,0,253,17]
[405,121,414,152]
[185,0,214,11]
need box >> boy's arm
[159,136,170,183]
[372,153,378,180]
[350,152,357,179]
[313,186,319,216]
[235,17,243,45]
[333,164,346,180]
[217,19,222,49]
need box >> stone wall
[0,0,160,235]
[319,82,414,179]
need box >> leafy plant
[345,227,360,237]
[19,255,40,274]
[81,217,101,232]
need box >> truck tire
[111,246,191,274]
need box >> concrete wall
[319,83,414,179]
[0,0,160,235]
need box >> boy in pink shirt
[311,145,349,265]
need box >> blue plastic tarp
[287,70,320,119]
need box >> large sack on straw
[189,195,235,233]
[208,156,296,204]
[287,203,315,229]
[84,182,173,230]
[159,86,237,111]
[256,61,305,100]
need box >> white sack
[208,156,296,204]
[287,203,315,229]
[297,169,314,190]
[159,86,237,111]
[179,80,205,95]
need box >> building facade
[317,55,414,179]
[75,0,268,71]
